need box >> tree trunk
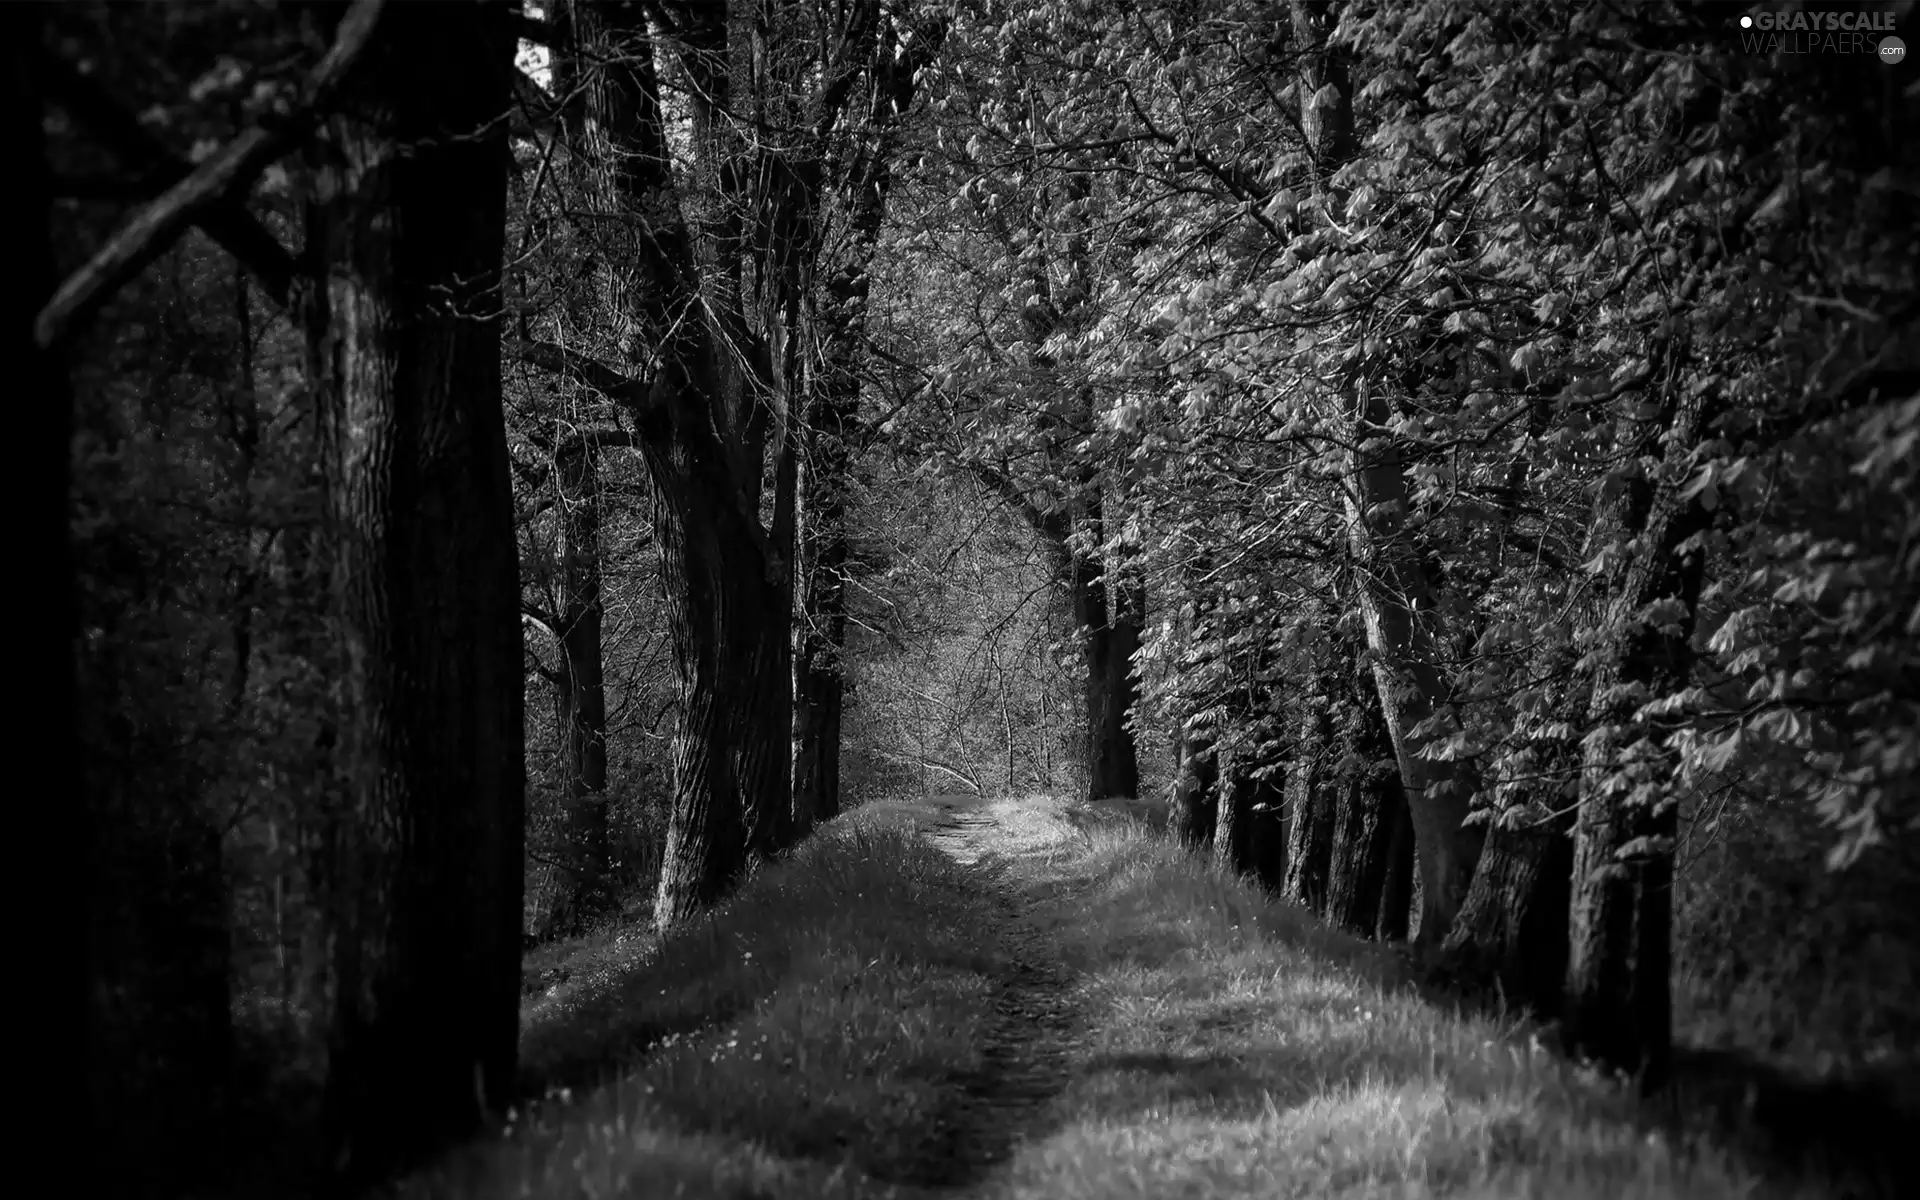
[1563,381,1714,1088]
[305,4,523,1177]
[1439,816,1573,1013]
[1292,0,1482,941]
[790,367,848,833]
[1171,723,1217,851]
[544,437,611,936]
[10,9,90,1181]
[1376,800,1415,941]
[562,2,793,925]
[1437,643,1582,1012]
[1343,384,1484,941]
[1324,649,1408,935]
[1282,693,1335,912]
[1079,532,1143,801]
[1212,752,1251,874]
[640,379,793,923]
[1046,495,1144,803]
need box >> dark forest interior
[17,0,1919,1196]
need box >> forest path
[879,794,1090,1191]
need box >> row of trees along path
[18,0,1913,1190]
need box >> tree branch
[35,0,383,348]
[38,54,300,308]
[508,339,655,414]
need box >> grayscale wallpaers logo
[1736,9,1904,61]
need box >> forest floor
[394,794,1913,1200]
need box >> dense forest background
[15,0,1916,1194]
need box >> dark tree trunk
[304,4,523,1177]
[544,437,611,936]
[1563,380,1715,1088]
[1282,694,1335,912]
[1294,0,1482,942]
[789,490,846,833]
[1056,495,1143,802]
[1375,799,1415,941]
[85,735,234,1190]
[641,392,793,921]
[10,8,89,1181]
[790,362,848,834]
[1083,544,1143,802]
[1437,643,1582,1011]
[561,2,793,926]
[1246,776,1288,891]
[1171,723,1217,851]
[1439,815,1573,1012]
[1212,753,1251,874]
[1324,653,1407,935]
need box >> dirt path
[892,797,1079,1191]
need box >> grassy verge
[395,794,1907,1198]
[397,802,1012,1199]
[995,796,1896,1200]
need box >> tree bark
[790,338,848,834]
[1212,751,1251,874]
[1439,815,1573,1013]
[1282,690,1335,912]
[304,3,523,1177]
[1171,723,1217,851]
[1563,379,1714,1088]
[560,1,793,926]
[1375,799,1415,941]
[1437,639,1583,1012]
[9,9,90,1181]
[1324,645,1408,935]
[1292,0,1482,941]
[639,368,794,921]
[1343,382,1484,942]
[1073,503,1144,801]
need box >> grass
[393,793,1905,1198]
[991,797,1769,1200]
[396,801,1013,1198]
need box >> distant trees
[526,428,619,937]
[513,0,950,924]
[791,10,945,833]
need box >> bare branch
[39,54,299,309]
[35,0,384,348]
[508,339,655,415]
